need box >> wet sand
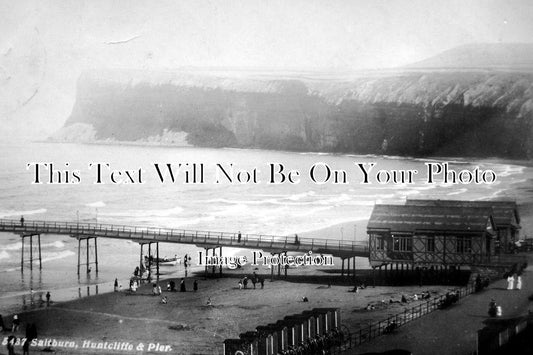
[4,203,532,355]
[4,259,454,354]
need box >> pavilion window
[426,235,435,252]
[392,235,412,251]
[456,236,472,253]
[375,235,385,250]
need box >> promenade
[353,254,533,355]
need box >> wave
[495,164,525,178]
[1,250,75,273]
[0,208,47,218]
[285,191,316,201]
[86,201,106,208]
[0,250,9,260]
[101,206,184,218]
[41,250,75,263]
[447,188,468,196]
[1,240,66,252]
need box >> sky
[1,0,532,139]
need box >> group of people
[238,272,264,289]
[506,273,523,290]
[2,316,38,355]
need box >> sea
[1,141,532,315]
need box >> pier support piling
[347,257,351,277]
[148,243,152,282]
[77,236,98,276]
[284,251,288,278]
[219,246,223,277]
[20,234,42,273]
[270,253,274,282]
[204,248,209,279]
[156,242,160,280]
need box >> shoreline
[4,262,462,354]
[35,140,533,167]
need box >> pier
[0,218,369,278]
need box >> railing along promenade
[0,219,369,258]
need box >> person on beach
[45,291,51,305]
[238,280,243,289]
[260,277,264,289]
[488,299,498,317]
[6,335,16,355]
[243,276,248,289]
[294,234,300,245]
[24,323,37,355]
[114,278,119,292]
[180,278,186,292]
[252,274,257,289]
[193,280,198,292]
[12,315,20,332]
[238,231,242,243]
[507,274,515,290]
[516,275,522,290]
[20,216,24,226]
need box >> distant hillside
[407,43,533,70]
[53,44,533,159]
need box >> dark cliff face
[63,70,533,158]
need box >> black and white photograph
[1,1,533,354]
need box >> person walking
[252,273,257,289]
[516,275,523,290]
[20,216,24,226]
[46,291,51,305]
[237,231,242,243]
[12,315,20,332]
[114,278,119,292]
[180,278,186,292]
[488,299,497,317]
[507,274,514,290]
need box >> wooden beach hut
[406,199,520,253]
[367,204,497,268]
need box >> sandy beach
[2,201,532,355]
[4,263,454,355]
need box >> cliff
[57,67,533,158]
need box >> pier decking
[0,218,369,261]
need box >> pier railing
[352,282,476,346]
[0,219,369,258]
